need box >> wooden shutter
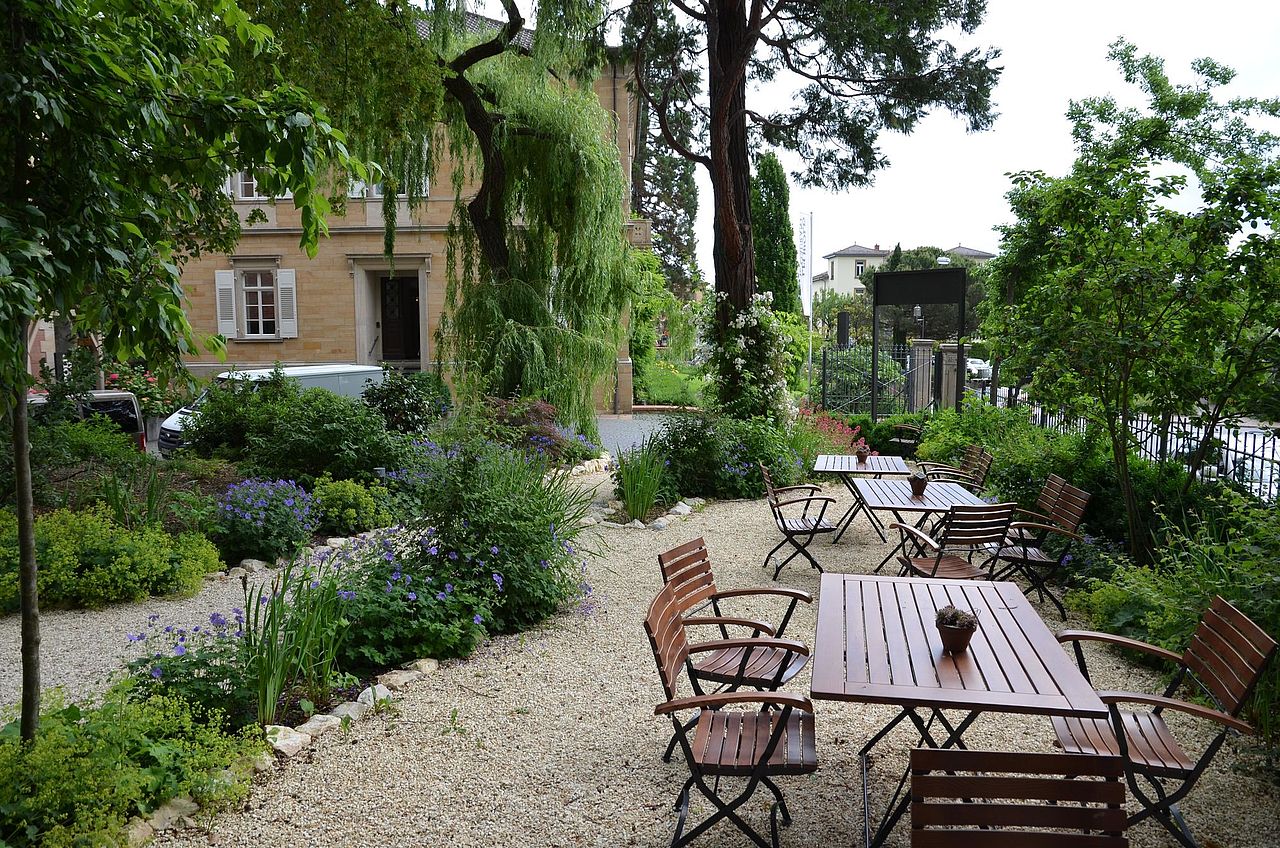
[277,268,298,338]
[215,270,237,337]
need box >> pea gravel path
[6,473,1278,847]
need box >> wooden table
[811,573,1107,847]
[812,454,911,542]
[851,478,988,568]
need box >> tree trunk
[706,1,755,315]
[1107,417,1150,564]
[13,333,41,741]
[445,72,512,281]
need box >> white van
[158,364,385,456]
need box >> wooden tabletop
[852,478,987,513]
[814,454,911,475]
[811,574,1106,718]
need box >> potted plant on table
[935,604,979,654]
[908,469,929,497]
[854,442,871,463]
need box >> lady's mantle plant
[703,290,792,426]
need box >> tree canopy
[983,41,1280,559]
[750,151,799,314]
[1,0,352,738]
[627,0,1000,417]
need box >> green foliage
[98,464,171,530]
[638,360,703,406]
[214,479,316,564]
[468,397,600,465]
[629,251,688,404]
[983,42,1280,558]
[750,152,800,314]
[775,312,814,390]
[615,437,667,521]
[809,410,925,456]
[649,414,804,503]
[0,417,141,508]
[812,290,871,343]
[819,344,907,415]
[1074,489,1280,756]
[312,476,391,536]
[0,507,220,611]
[703,293,792,424]
[182,369,302,461]
[104,362,188,418]
[0,688,261,848]
[362,367,452,433]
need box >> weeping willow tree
[233,0,632,434]
[424,2,632,435]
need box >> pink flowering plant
[104,362,187,417]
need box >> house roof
[812,271,829,283]
[948,245,996,259]
[414,11,536,51]
[823,243,890,259]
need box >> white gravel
[6,473,1278,847]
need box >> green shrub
[312,476,391,536]
[1072,489,1280,757]
[483,397,600,464]
[362,367,451,433]
[1,417,141,508]
[615,437,666,521]
[809,408,926,456]
[214,478,317,564]
[183,367,301,461]
[0,688,261,848]
[0,507,221,611]
[637,360,703,406]
[650,414,804,503]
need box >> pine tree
[750,152,799,314]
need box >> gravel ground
[6,473,1278,847]
[595,413,672,456]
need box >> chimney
[874,243,880,250]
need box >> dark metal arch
[870,268,967,419]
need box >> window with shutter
[277,269,298,338]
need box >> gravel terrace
[5,472,1278,848]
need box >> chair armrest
[925,470,978,484]
[655,691,813,716]
[711,587,814,604]
[1009,521,1084,542]
[1097,691,1253,734]
[1055,629,1182,664]
[888,522,941,552]
[917,461,965,474]
[771,483,821,495]
[684,616,775,637]
[772,495,837,510]
[687,636,810,657]
[1014,507,1056,524]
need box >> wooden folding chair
[657,537,812,640]
[645,582,810,762]
[916,444,987,484]
[759,462,837,580]
[1052,596,1277,848]
[990,477,1091,619]
[891,502,1017,580]
[910,748,1128,847]
[888,422,922,458]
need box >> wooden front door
[379,275,420,361]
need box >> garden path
[140,472,1277,848]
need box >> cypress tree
[750,152,800,314]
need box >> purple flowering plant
[215,478,317,563]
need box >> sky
[696,0,1280,284]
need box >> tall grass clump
[615,437,666,521]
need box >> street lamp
[913,304,924,338]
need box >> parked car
[158,363,385,457]
[28,389,147,451]
[966,358,992,382]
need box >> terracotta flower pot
[855,446,871,464]
[937,623,976,654]
[909,476,928,497]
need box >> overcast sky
[704,0,1280,282]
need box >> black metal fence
[992,390,1279,503]
[818,344,931,418]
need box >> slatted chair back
[937,503,1017,551]
[759,462,780,503]
[1035,474,1067,516]
[910,749,1128,847]
[644,583,692,702]
[969,449,994,487]
[657,537,718,614]
[1050,480,1091,532]
[1182,596,1278,716]
[954,444,984,475]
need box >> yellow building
[178,58,649,412]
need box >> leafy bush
[103,362,188,418]
[482,397,600,465]
[125,609,255,731]
[362,367,451,433]
[806,407,926,456]
[214,478,316,564]
[312,476,391,536]
[0,507,221,611]
[702,292,791,424]
[182,367,302,461]
[615,437,666,520]
[650,414,805,503]
[1073,489,1280,756]
[1,417,141,508]
[637,360,703,406]
[0,687,260,848]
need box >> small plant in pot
[908,469,929,497]
[854,442,871,463]
[935,604,979,654]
